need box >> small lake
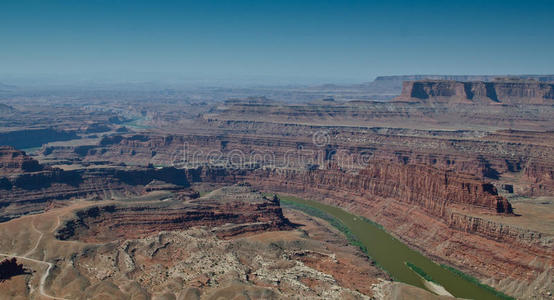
[278,194,510,300]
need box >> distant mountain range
[372,74,554,82]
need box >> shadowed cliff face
[397,80,554,104]
[0,129,79,149]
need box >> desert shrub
[0,257,25,281]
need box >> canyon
[0,76,552,299]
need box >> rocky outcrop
[170,164,522,236]
[59,213,382,299]
[396,80,554,104]
[56,185,292,242]
[373,74,554,85]
[3,147,519,242]
[0,146,43,174]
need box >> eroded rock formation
[0,146,42,174]
[0,147,196,221]
[56,185,292,242]
[397,79,554,104]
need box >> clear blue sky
[1,0,553,84]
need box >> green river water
[277,194,512,300]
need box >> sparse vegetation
[0,258,25,281]
[406,261,435,283]
[440,264,514,300]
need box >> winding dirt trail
[0,199,121,299]
[0,252,66,299]
[0,215,68,299]
[23,220,43,257]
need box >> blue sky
[1,0,553,84]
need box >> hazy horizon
[4,72,554,90]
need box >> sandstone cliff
[227,161,513,216]
[396,80,554,104]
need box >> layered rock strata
[56,185,292,242]
[396,80,554,104]
[0,147,198,221]
[42,129,554,196]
